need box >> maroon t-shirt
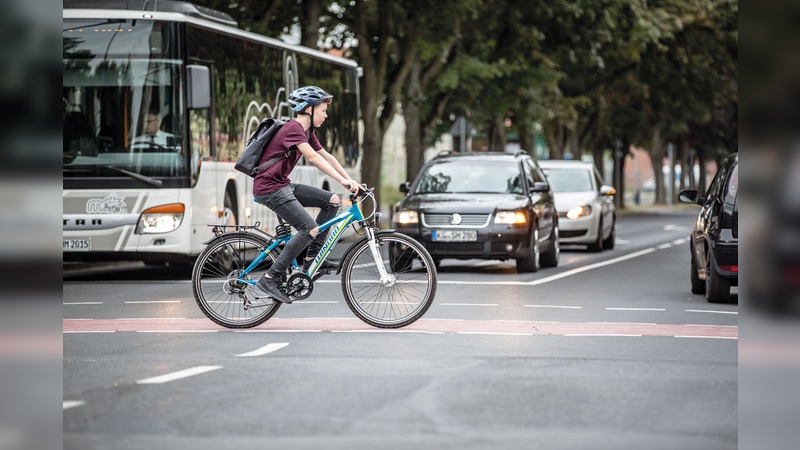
[253,120,322,195]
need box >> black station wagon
[392,151,560,273]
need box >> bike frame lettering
[240,199,365,283]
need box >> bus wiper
[103,165,163,187]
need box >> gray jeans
[255,183,339,278]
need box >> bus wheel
[223,193,238,228]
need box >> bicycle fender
[201,231,270,246]
[335,229,396,275]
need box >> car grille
[422,213,491,228]
[560,229,588,238]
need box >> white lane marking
[315,248,659,286]
[458,332,534,336]
[237,342,289,357]
[524,305,582,309]
[118,317,186,320]
[63,302,103,305]
[136,330,218,333]
[525,248,657,286]
[675,335,738,340]
[685,324,738,327]
[234,330,323,333]
[125,301,182,304]
[136,366,222,384]
[672,238,687,245]
[440,303,499,307]
[685,309,738,315]
[64,331,115,334]
[586,322,657,325]
[656,243,673,250]
[606,307,666,311]
[63,401,85,410]
[565,334,642,337]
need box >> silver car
[538,159,616,251]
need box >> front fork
[365,227,397,287]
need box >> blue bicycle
[191,187,438,328]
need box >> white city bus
[63,0,361,264]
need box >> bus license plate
[432,230,477,242]
[63,238,91,251]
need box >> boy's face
[308,102,329,128]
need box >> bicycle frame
[238,197,367,285]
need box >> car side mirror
[530,182,550,193]
[400,182,411,193]
[679,189,703,205]
[600,185,616,196]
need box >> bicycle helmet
[288,86,333,113]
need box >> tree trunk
[403,102,423,187]
[649,127,665,204]
[300,0,322,48]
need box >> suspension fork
[365,227,396,286]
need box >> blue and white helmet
[288,86,333,113]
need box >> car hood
[552,192,596,212]
[397,193,529,213]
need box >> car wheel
[587,218,604,252]
[690,244,705,295]
[540,224,559,268]
[602,216,615,249]
[705,250,730,303]
[516,226,540,273]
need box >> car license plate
[63,238,91,251]
[432,230,477,242]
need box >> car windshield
[541,167,594,192]
[414,161,524,194]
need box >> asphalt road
[63,210,738,450]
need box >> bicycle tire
[192,232,281,328]
[341,232,437,328]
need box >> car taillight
[719,265,738,272]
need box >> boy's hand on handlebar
[341,179,362,193]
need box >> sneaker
[302,258,339,273]
[256,276,292,303]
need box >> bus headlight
[494,210,527,224]
[566,205,592,220]
[135,203,185,234]
[394,210,419,224]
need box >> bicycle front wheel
[341,232,437,328]
[192,233,281,328]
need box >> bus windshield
[63,19,187,182]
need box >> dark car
[679,153,738,303]
[392,151,559,273]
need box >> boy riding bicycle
[254,86,361,303]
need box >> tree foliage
[197,0,737,206]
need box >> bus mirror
[187,65,211,109]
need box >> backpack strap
[253,149,293,175]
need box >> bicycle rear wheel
[192,233,281,328]
[341,232,437,328]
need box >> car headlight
[135,203,185,234]
[566,205,592,220]
[394,210,419,224]
[494,210,527,224]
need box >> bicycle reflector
[135,203,185,234]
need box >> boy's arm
[297,143,360,192]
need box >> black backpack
[234,118,287,177]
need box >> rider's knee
[327,194,341,210]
